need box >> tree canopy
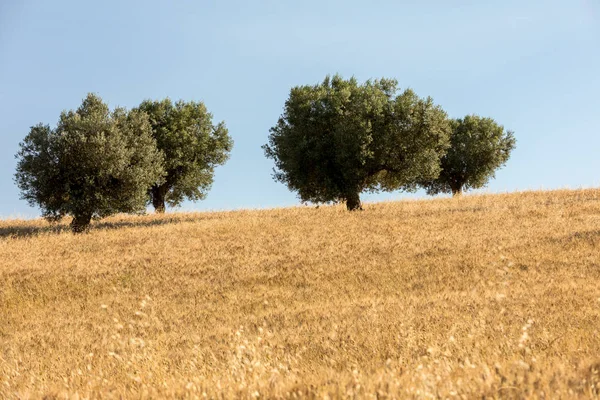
[136,99,233,212]
[14,94,165,232]
[263,75,451,210]
[420,115,516,196]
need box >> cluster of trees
[264,75,516,210]
[15,75,515,233]
[15,94,233,232]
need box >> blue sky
[1,0,598,218]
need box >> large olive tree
[136,99,233,213]
[420,115,516,196]
[263,75,451,210]
[15,94,165,232]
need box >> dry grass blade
[1,188,600,398]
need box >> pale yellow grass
[1,189,600,399]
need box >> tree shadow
[94,215,204,231]
[0,223,69,238]
[0,214,209,239]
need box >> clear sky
[1,0,598,218]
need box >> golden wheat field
[1,189,600,399]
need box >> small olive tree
[15,94,165,232]
[263,75,451,210]
[420,115,516,196]
[136,99,233,213]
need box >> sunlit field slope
[1,189,600,399]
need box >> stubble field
[1,189,600,399]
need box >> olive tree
[15,94,165,232]
[263,75,451,210]
[136,99,233,213]
[420,115,516,196]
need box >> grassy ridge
[1,189,600,398]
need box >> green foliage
[136,99,233,212]
[420,115,516,196]
[263,75,451,210]
[15,94,165,232]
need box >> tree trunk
[71,213,92,233]
[345,192,363,211]
[151,185,167,213]
[451,185,463,197]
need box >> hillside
[1,189,600,398]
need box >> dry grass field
[1,189,600,399]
